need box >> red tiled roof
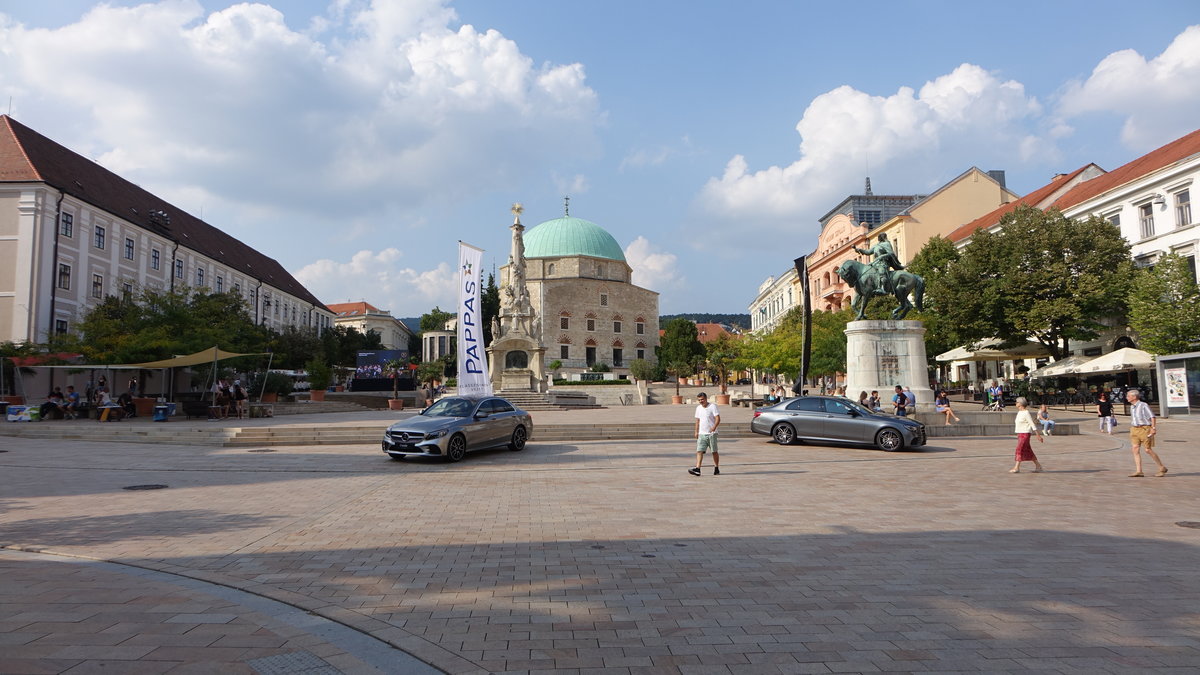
[945,165,1096,243]
[1051,127,1200,211]
[0,115,326,310]
[695,323,741,344]
[327,301,384,317]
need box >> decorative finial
[564,195,570,217]
[511,202,523,224]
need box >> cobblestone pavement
[1,412,1198,674]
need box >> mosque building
[497,203,659,380]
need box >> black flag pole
[792,256,811,395]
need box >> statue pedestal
[844,320,933,409]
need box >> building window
[196,268,205,285]
[234,282,241,295]
[122,282,133,298]
[613,321,621,333]
[216,276,224,292]
[151,249,160,270]
[175,259,184,279]
[1107,213,1121,228]
[59,213,73,237]
[636,348,645,360]
[586,346,596,366]
[55,319,68,335]
[613,348,623,367]
[586,318,595,331]
[600,293,608,306]
[858,210,882,225]
[548,263,555,275]
[1139,203,1155,239]
[91,274,103,299]
[124,237,135,260]
[560,345,569,359]
[636,321,644,335]
[93,225,106,249]
[560,317,569,330]
[1176,190,1192,227]
[57,263,71,290]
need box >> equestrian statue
[836,231,925,320]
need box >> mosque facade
[498,208,659,380]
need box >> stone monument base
[844,320,934,410]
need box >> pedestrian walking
[1097,391,1115,434]
[689,392,720,476]
[422,381,434,408]
[1010,396,1044,473]
[1126,389,1166,477]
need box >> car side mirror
[847,409,860,417]
[474,411,490,419]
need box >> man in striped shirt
[1126,389,1167,478]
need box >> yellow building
[870,168,1017,264]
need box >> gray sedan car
[750,395,926,451]
[382,396,532,462]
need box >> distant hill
[400,317,421,332]
[660,313,750,330]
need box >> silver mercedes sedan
[750,395,926,451]
[382,396,532,462]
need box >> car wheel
[772,423,796,445]
[445,434,468,462]
[875,428,903,451]
[508,425,527,451]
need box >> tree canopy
[1128,253,1200,355]
[657,318,705,394]
[419,307,455,332]
[930,205,1133,360]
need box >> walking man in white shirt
[1126,389,1167,477]
[690,392,721,476]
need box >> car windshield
[422,398,476,418]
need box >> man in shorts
[689,392,721,476]
[1126,389,1167,477]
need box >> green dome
[523,216,626,261]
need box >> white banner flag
[456,241,493,397]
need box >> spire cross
[564,195,570,216]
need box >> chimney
[986,170,1006,189]
[1052,173,1067,181]
[864,177,873,195]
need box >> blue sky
[2,1,1198,317]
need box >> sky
[2,0,1199,318]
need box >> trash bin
[153,404,170,422]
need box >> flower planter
[388,399,405,410]
[671,395,684,405]
[133,397,157,417]
[309,390,326,402]
[261,393,278,403]
[715,394,731,405]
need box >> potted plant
[384,358,407,410]
[306,359,332,402]
[548,359,562,385]
[251,371,293,403]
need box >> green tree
[704,331,742,394]
[482,273,501,345]
[628,358,660,382]
[932,205,1133,360]
[1128,253,1200,354]
[657,318,705,395]
[904,235,964,367]
[420,307,455,332]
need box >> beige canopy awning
[1074,347,1156,375]
[1028,354,1094,379]
[18,347,267,370]
[936,339,1051,362]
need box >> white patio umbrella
[1028,354,1094,379]
[936,339,1050,362]
[1076,347,1155,375]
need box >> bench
[180,401,212,419]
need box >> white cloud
[295,249,456,317]
[619,136,694,172]
[695,64,1044,239]
[1057,24,1200,150]
[0,0,601,230]
[624,236,683,292]
[552,172,589,195]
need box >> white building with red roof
[326,301,414,351]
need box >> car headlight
[425,429,448,440]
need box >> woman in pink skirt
[1010,396,1044,473]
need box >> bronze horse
[835,259,925,320]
